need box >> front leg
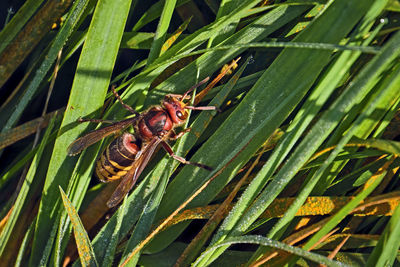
[160,141,212,171]
[169,128,191,140]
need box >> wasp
[67,78,218,208]
[68,58,240,208]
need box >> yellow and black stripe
[95,133,139,182]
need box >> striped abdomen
[95,133,140,182]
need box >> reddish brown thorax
[137,107,170,139]
[137,96,188,141]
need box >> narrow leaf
[60,187,98,267]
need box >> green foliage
[1,0,400,266]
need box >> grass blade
[29,0,132,265]
[146,0,177,65]
[60,187,98,267]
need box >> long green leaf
[208,0,243,46]
[146,0,177,65]
[60,187,98,267]
[29,0,132,265]
[15,218,35,267]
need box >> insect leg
[78,118,116,124]
[168,94,188,99]
[181,77,210,100]
[185,106,221,112]
[160,141,213,171]
[111,85,140,116]
[165,78,210,101]
[169,128,191,140]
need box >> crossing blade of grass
[316,138,400,159]
[193,235,348,267]
[161,17,191,54]
[28,0,132,265]
[0,130,59,191]
[0,109,60,150]
[0,114,56,258]
[146,0,177,65]
[60,187,98,267]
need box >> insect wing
[67,117,138,156]
[106,138,162,208]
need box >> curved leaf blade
[60,187,98,267]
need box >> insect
[68,59,240,208]
[67,78,217,208]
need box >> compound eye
[176,110,187,120]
